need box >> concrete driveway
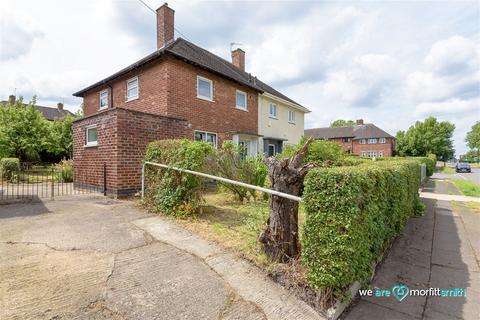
[0,196,320,320]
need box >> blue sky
[1,0,478,155]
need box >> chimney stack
[8,95,16,104]
[156,3,175,49]
[356,119,364,125]
[57,102,64,110]
[231,48,245,71]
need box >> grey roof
[73,38,309,111]
[304,123,394,140]
[0,101,74,121]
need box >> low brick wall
[73,107,188,196]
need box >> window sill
[288,121,296,125]
[236,107,248,112]
[126,96,138,102]
[269,116,278,120]
[84,143,98,148]
[99,107,108,111]
[197,95,214,102]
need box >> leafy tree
[465,121,480,157]
[330,119,355,127]
[46,115,74,160]
[395,117,455,161]
[0,97,50,161]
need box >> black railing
[0,163,106,201]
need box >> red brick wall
[73,107,188,196]
[328,137,395,157]
[81,56,258,146]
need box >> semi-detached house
[72,3,309,196]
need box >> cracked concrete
[0,196,322,320]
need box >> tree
[395,117,455,161]
[330,119,355,127]
[465,122,480,157]
[46,115,74,160]
[0,97,49,161]
[259,138,314,262]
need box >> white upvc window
[236,90,247,110]
[99,90,108,110]
[269,103,278,119]
[126,77,139,101]
[360,138,366,144]
[379,137,386,144]
[194,130,217,148]
[85,125,98,147]
[288,110,295,124]
[368,138,377,144]
[197,76,213,101]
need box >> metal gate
[0,163,106,201]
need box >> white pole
[143,161,302,202]
[141,163,145,200]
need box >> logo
[392,284,410,302]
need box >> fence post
[103,162,107,196]
[51,168,55,200]
[141,163,145,200]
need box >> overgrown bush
[280,137,347,166]
[143,139,214,217]
[0,158,20,182]
[206,141,267,201]
[301,160,422,297]
[55,159,74,182]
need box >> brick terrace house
[304,119,395,157]
[72,3,305,196]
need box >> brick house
[304,119,395,157]
[72,3,305,196]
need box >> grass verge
[450,179,480,197]
[440,166,455,174]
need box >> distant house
[304,119,395,157]
[1,95,73,121]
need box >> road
[435,167,480,185]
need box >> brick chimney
[232,48,245,71]
[356,119,364,125]
[156,3,175,49]
[57,102,64,110]
[8,95,16,104]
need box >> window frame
[85,125,98,147]
[368,138,378,144]
[197,76,214,101]
[288,110,295,124]
[194,130,217,148]
[126,76,139,102]
[360,138,366,144]
[235,90,248,111]
[269,103,278,119]
[379,137,386,144]
[99,90,108,110]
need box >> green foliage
[47,115,74,160]
[395,117,455,161]
[450,179,480,198]
[465,122,480,156]
[144,139,214,217]
[55,159,74,182]
[0,158,20,182]
[404,154,436,177]
[206,141,267,201]
[330,119,355,127]
[301,160,422,297]
[279,137,348,166]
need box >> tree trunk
[259,138,314,262]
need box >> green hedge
[0,158,20,181]
[301,160,423,296]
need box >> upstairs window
[368,138,377,144]
[342,137,351,143]
[288,110,295,124]
[85,125,98,146]
[379,137,386,144]
[269,103,277,118]
[126,77,139,101]
[99,90,108,110]
[197,76,213,101]
[236,90,247,110]
[360,138,366,144]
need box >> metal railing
[141,161,302,202]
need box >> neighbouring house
[1,95,73,121]
[72,3,306,196]
[304,119,395,157]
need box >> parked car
[456,163,472,173]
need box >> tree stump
[259,138,314,262]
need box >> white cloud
[415,98,480,117]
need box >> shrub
[279,137,347,166]
[55,159,74,182]
[143,139,214,217]
[206,141,268,201]
[301,160,422,297]
[0,158,20,181]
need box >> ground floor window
[85,125,98,146]
[361,151,384,158]
[267,144,276,157]
[194,130,217,148]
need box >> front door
[267,144,276,157]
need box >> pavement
[344,174,480,320]
[0,195,322,320]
